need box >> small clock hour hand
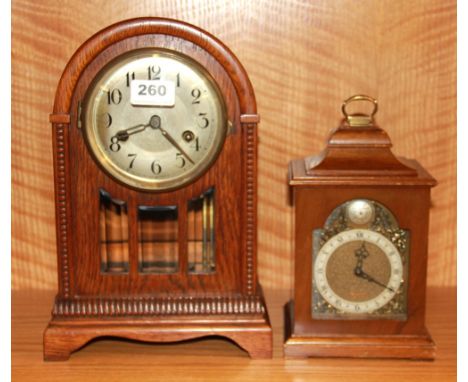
[113,123,149,142]
[149,115,195,165]
[353,242,370,272]
[354,267,395,292]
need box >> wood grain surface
[12,286,456,381]
[11,0,456,290]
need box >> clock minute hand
[354,267,395,293]
[149,115,195,165]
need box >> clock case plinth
[284,115,436,359]
[44,18,272,360]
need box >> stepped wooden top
[289,119,436,187]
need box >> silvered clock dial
[83,49,227,191]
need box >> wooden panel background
[11,0,456,290]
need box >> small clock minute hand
[148,115,195,165]
[354,267,395,293]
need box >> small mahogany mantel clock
[284,95,437,359]
[44,18,272,360]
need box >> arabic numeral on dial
[106,89,122,105]
[148,65,161,80]
[356,231,364,238]
[176,73,180,87]
[354,305,361,312]
[104,113,112,128]
[151,160,162,175]
[197,113,209,128]
[176,153,186,168]
[191,88,201,104]
[126,71,135,87]
[127,153,137,169]
[191,137,200,151]
[109,136,121,152]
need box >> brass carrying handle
[341,95,378,126]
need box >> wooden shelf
[12,287,456,381]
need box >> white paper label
[130,80,176,106]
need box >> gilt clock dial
[312,199,408,320]
[83,49,227,191]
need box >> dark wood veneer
[284,114,436,359]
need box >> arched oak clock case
[44,18,272,360]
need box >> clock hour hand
[149,115,195,165]
[354,242,370,271]
[113,123,150,142]
[354,267,395,293]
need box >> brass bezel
[82,48,228,192]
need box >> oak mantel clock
[284,95,437,359]
[44,17,272,360]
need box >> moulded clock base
[283,301,435,359]
[44,313,273,361]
